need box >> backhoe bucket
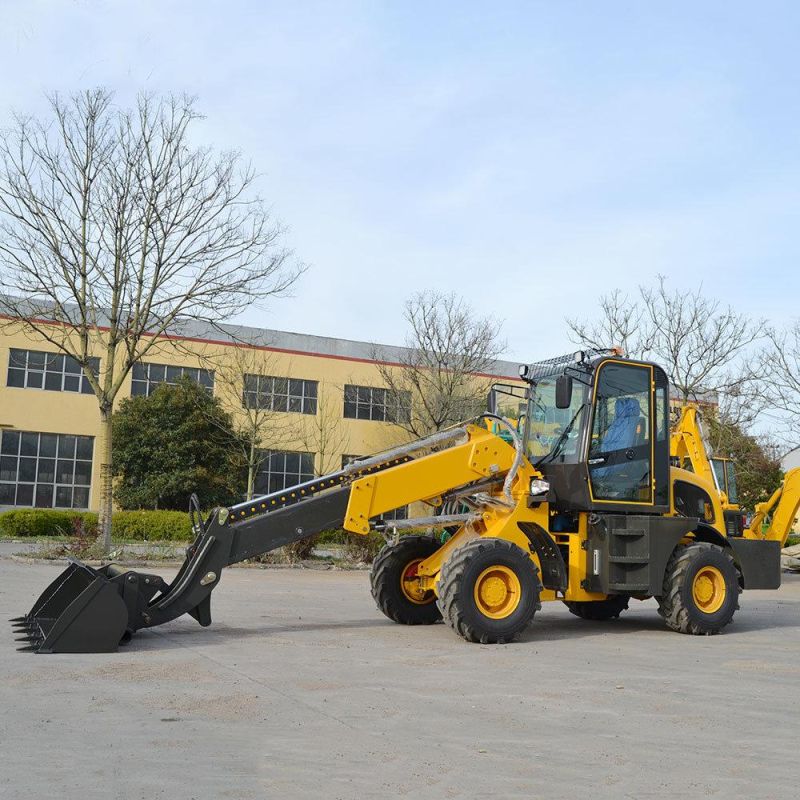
[11,560,128,654]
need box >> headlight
[530,478,550,495]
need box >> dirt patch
[77,658,219,684]
[143,691,264,721]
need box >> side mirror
[555,374,573,409]
[486,388,498,415]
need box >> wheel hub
[692,566,726,613]
[401,559,433,604]
[473,566,521,619]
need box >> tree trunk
[96,409,114,554]
[247,440,256,500]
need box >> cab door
[587,361,655,508]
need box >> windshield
[524,373,588,463]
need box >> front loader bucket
[11,560,128,654]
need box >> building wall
[781,447,800,473]
[0,321,520,513]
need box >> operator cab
[517,350,671,514]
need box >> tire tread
[437,538,542,644]
[658,542,740,635]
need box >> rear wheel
[370,535,443,625]
[658,542,740,635]
[437,538,542,644]
[565,594,630,620]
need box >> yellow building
[0,316,520,515]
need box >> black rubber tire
[437,538,542,644]
[370,535,443,625]
[564,594,630,620]
[658,542,741,635]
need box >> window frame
[0,429,93,509]
[343,384,411,423]
[130,362,214,397]
[242,374,318,415]
[7,348,99,395]
[253,449,316,496]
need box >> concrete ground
[1,560,799,800]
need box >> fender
[518,522,568,591]
[690,522,731,550]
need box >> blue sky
[1,1,799,361]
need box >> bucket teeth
[9,616,27,623]
[16,645,38,652]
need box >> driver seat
[592,397,642,480]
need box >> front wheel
[658,542,740,635]
[437,538,542,644]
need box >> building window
[6,349,99,394]
[254,450,315,495]
[243,375,318,414]
[131,362,214,396]
[343,384,411,423]
[0,430,93,509]
[341,455,407,520]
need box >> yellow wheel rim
[401,559,434,605]
[473,565,522,619]
[692,566,726,614]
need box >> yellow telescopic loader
[13,349,800,652]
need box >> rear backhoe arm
[13,420,528,653]
[670,405,720,493]
[745,468,800,547]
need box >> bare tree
[568,276,764,425]
[0,90,302,550]
[374,290,506,438]
[203,345,295,500]
[295,382,350,477]
[762,322,800,439]
[567,288,653,359]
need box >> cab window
[712,458,726,491]
[725,462,739,504]
[589,363,652,503]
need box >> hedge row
[0,508,193,541]
[0,509,396,562]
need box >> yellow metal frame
[744,467,800,547]
[340,365,799,614]
[670,402,800,546]
[343,424,523,534]
[342,421,607,604]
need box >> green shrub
[110,510,193,541]
[0,509,97,538]
[316,529,348,545]
[0,508,192,541]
